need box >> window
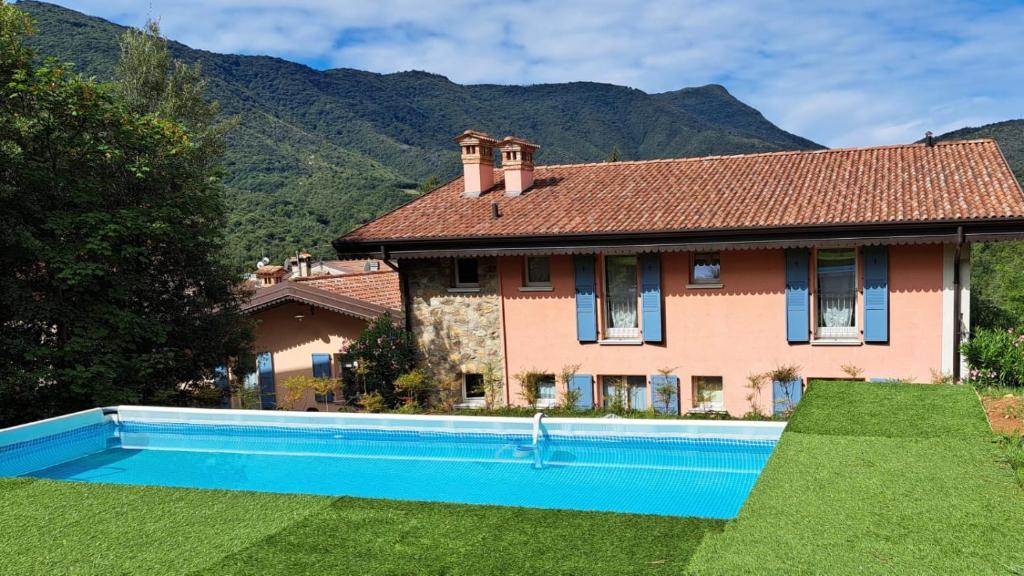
[690,252,721,285]
[524,256,551,287]
[462,373,485,404]
[815,248,857,339]
[537,374,557,407]
[604,255,639,339]
[454,258,480,288]
[601,375,647,410]
[693,376,724,411]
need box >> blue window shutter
[570,374,593,408]
[214,365,229,408]
[772,378,803,415]
[863,245,889,342]
[312,353,334,403]
[651,375,679,415]
[574,255,597,342]
[257,352,276,409]
[640,253,663,342]
[785,249,810,343]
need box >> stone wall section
[404,258,504,403]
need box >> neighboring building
[238,255,401,411]
[334,130,1024,416]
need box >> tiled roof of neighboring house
[340,140,1024,244]
[314,259,384,274]
[255,265,286,276]
[293,270,402,312]
[241,281,392,321]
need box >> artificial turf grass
[688,381,1024,576]
[0,477,723,576]
[785,380,992,439]
[193,497,723,576]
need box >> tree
[418,175,441,194]
[606,146,621,162]
[341,312,415,404]
[0,3,251,426]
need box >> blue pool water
[1,418,777,518]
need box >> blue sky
[46,0,1024,148]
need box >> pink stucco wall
[250,302,367,410]
[498,245,944,416]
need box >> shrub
[481,361,504,409]
[768,364,802,416]
[558,363,582,410]
[281,375,335,411]
[840,363,864,379]
[341,313,416,403]
[653,366,680,413]
[516,369,546,409]
[961,327,1024,388]
[744,372,769,418]
[433,377,462,412]
[394,369,433,407]
[357,391,386,413]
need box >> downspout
[952,226,963,381]
[498,257,512,407]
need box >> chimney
[925,131,935,147]
[499,136,540,196]
[454,130,498,197]
[298,251,311,277]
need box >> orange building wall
[498,245,944,416]
[250,302,367,410]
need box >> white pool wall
[115,406,786,441]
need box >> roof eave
[334,217,1024,259]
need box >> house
[333,130,1024,416]
[236,253,401,411]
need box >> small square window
[693,376,724,411]
[463,373,485,402]
[524,256,551,286]
[454,258,479,288]
[691,252,721,284]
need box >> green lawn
[688,381,1024,575]
[0,477,720,575]
[1,381,1022,575]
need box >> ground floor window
[537,374,557,407]
[463,373,485,404]
[601,375,647,410]
[693,376,724,411]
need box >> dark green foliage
[342,313,415,402]
[0,3,251,426]
[961,327,1024,388]
[17,1,823,266]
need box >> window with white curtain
[603,255,639,339]
[815,248,857,339]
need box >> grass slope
[689,381,1024,575]
[0,477,721,576]
[17,0,822,265]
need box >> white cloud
[47,0,1024,147]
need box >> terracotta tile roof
[341,140,1024,243]
[293,270,401,312]
[241,281,391,321]
[255,265,286,276]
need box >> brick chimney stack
[499,136,539,196]
[454,130,498,198]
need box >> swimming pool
[0,407,784,518]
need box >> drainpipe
[952,226,964,381]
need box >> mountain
[933,120,1024,183]
[16,1,823,266]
